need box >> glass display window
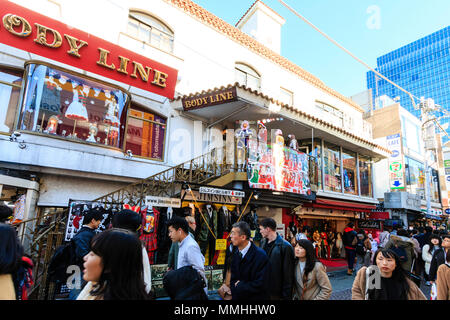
[342,149,357,195]
[0,67,23,133]
[323,142,341,193]
[298,138,322,190]
[125,106,167,161]
[19,63,130,148]
[359,155,373,197]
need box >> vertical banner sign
[445,160,450,193]
[386,134,405,189]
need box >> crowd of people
[1,202,449,301]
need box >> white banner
[199,187,245,198]
[145,196,181,208]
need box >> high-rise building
[367,26,450,141]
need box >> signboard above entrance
[182,87,238,111]
[0,2,177,99]
[181,190,242,205]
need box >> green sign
[445,160,450,168]
[389,162,402,172]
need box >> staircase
[93,146,233,207]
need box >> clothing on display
[197,204,218,265]
[12,194,26,223]
[140,207,160,264]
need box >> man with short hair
[168,215,196,270]
[259,218,294,300]
[69,206,104,300]
[229,221,270,300]
[167,216,207,295]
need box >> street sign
[445,208,450,215]
[444,160,450,168]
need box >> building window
[279,87,293,106]
[342,149,357,195]
[299,139,322,190]
[314,102,343,127]
[235,63,261,90]
[0,67,23,133]
[359,155,373,197]
[125,106,166,161]
[323,142,341,193]
[127,11,174,53]
[19,63,129,148]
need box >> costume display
[12,194,26,224]
[197,204,218,265]
[312,230,321,257]
[155,207,174,264]
[235,120,253,171]
[140,207,160,264]
[218,205,233,235]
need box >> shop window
[342,149,357,195]
[0,67,23,133]
[359,155,373,197]
[298,139,322,190]
[128,11,174,53]
[19,63,129,148]
[323,142,341,193]
[125,106,166,161]
[235,63,261,90]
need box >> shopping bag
[430,283,437,300]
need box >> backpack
[47,240,78,283]
[355,239,366,256]
[391,244,407,262]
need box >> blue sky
[193,0,450,97]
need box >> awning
[367,211,389,220]
[304,198,377,212]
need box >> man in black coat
[229,221,270,300]
[259,218,294,300]
[429,234,450,282]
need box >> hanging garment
[140,207,160,264]
[156,207,173,264]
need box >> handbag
[218,269,232,300]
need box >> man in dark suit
[229,221,270,300]
[259,218,294,300]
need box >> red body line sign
[0,1,177,99]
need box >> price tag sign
[215,239,227,251]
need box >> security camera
[9,131,21,141]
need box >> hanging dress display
[140,207,160,264]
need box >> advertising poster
[247,144,311,195]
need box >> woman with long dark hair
[352,248,426,300]
[0,224,23,300]
[77,228,149,300]
[422,234,442,286]
[292,239,332,300]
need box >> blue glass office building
[367,26,450,142]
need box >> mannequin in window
[197,203,218,265]
[242,207,258,236]
[218,205,231,238]
[235,120,253,171]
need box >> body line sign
[0,2,177,99]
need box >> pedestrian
[68,207,104,300]
[343,222,358,275]
[384,229,416,276]
[355,231,371,272]
[229,221,270,300]
[168,215,196,270]
[378,227,391,249]
[414,227,426,249]
[408,230,421,259]
[296,226,311,241]
[436,248,450,300]
[422,234,441,286]
[429,234,450,283]
[390,225,399,236]
[0,204,13,224]
[110,209,152,294]
[352,248,426,300]
[259,218,294,300]
[164,216,208,299]
[77,228,149,300]
[292,239,332,300]
[368,233,378,262]
[0,224,23,300]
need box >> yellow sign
[215,239,227,251]
[217,250,226,265]
[251,230,256,238]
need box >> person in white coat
[422,235,442,286]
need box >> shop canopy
[303,198,377,213]
[172,83,390,161]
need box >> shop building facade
[1,0,390,262]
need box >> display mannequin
[140,206,160,264]
[242,207,258,235]
[320,230,329,259]
[218,205,232,236]
[197,203,218,265]
[313,230,321,258]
